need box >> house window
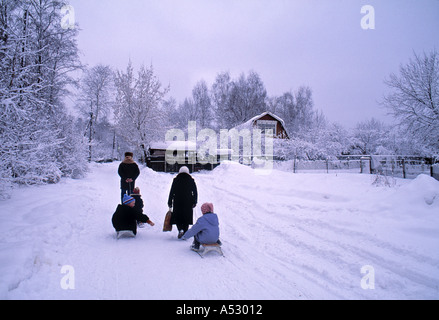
[257,120,277,136]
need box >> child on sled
[112,194,154,238]
[131,187,147,228]
[181,203,221,251]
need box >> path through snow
[1,162,438,299]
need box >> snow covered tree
[228,71,267,128]
[161,96,184,130]
[211,70,267,129]
[191,80,213,129]
[77,64,114,161]
[352,118,389,155]
[273,86,315,135]
[56,115,88,179]
[172,80,214,132]
[0,0,85,192]
[270,86,345,160]
[383,50,439,154]
[324,122,352,157]
[114,62,169,163]
[175,97,197,130]
[211,71,233,130]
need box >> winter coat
[182,213,220,244]
[112,204,150,235]
[168,173,198,226]
[131,194,144,213]
[118,159,140,190]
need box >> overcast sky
[67,0,439,128]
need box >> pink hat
[201,203,214,215]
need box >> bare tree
[274,86,315,135]
[228,71,267,127]
[78,64,113,161]
[383,50,439,152]
[192,80,213,128]
[114,62,169,162]
[211,71,233,130]
[211,70,267,129]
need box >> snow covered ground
[0,161,438,300]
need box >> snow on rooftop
[233,111,287,133]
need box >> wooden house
[146,141,232,173]
[233,111,290,139]
[146,112,288,173]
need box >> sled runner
[117,230,135,239]
[193,243,225,258]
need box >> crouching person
[112,194,154,238]
[182,203,221,251]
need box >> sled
[117,230,136,239]
[193,243,225,258]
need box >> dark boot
[191,239,201,252]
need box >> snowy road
[1,162,438,299]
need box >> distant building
[146,141,232,173]
[233,111,290,140]
[146,112,289,173]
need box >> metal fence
[274,156,438,181]
[369,156,433,179]
[274,157,370,174]
[374,159,431,179]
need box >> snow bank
[0,162,438,300]
[0,242,35,294]
[395,174,439,208]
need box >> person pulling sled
[118,152,140,204]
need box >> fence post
[293,156,297,173]
[402,158,406,179]
[430,164,439,181]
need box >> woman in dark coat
[118,152,140,203]
[168,166,198,239]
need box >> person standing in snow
[167,166,198,239]
[112,194,155,236]
[182,203,221,251]
[118,152,140,204]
